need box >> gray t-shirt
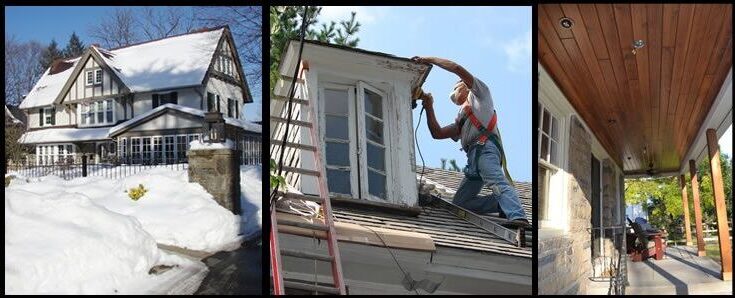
[449,76,497,151]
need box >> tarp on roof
[18,127,110,144]
[19,28,225,109]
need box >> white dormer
[272,40,431,207]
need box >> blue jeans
[452,141,527,220]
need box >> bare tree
[195,6,262,86]
[88,8,138,48]
[139,7,195,40]
[5,36,44,106]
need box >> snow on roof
[18,57,81,109]
[19,28,225,109]
[108,103,261,136]
[19,127,110,144]
[6,105,22,124]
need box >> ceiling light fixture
[632,39,646,55]
[559,17,574,29]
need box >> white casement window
[79,99,115,127]
[176,135,188,161]
[537,102,563,225]
[36,144,75,165]
[131,137,142,164]
[86,69,102,86]
[41,107,55,126]
[118,138,128,164]
[320,82,391,201]
[164,136,175,164]
[152,136,163,164]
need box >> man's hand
[411,56,473,89]
[421,92,433,110]
[411,56,433,64]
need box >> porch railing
[587,225,628,295]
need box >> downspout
[193,85,205,110]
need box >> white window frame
[131,137,142,164]
[43,107,54,126]
[537,99,568,230]
[152,136,162,164]
[36,143,75,165]
[320,83,360,199]
[85,69,103,86]
[356,81,392,201]
[95,69,103,84]
[78,99,116,127]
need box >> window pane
[542,109,551,134]
[364,89,382,118]
[366,142,384,171]
[324,89,348,115]
[368,169,386,199]
[327,168,351,195]
[325,142,349,166]
[365,116,384,144]
[550,139,559,166]
[540,134,549,162]
[551,116,559,141]
[142,138,151,162]
[325,115,349,140]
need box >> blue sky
[318,6,533,181]
[5,6,262,121]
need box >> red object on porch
[627,218,666,262]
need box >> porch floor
[589,245,731,295]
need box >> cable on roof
[415,107,426,199]
[362,224,421,295]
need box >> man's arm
[422,92,459,140]
[412,56,474,88]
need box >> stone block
[188,148,241,214]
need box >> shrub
[126,184,148,201]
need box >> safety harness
[458,104,513,185]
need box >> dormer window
[79,99,115,126]
[86,69,103,86]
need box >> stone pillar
[188,148,241,214]
[679,175,693,246]
[689,159,706,256]
[706,128,732,281]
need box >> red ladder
[270,68,347,295]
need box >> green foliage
[625,153,732,239]
[63,32,85,58]
[269,6,361,93]
[5,176,12,187]
[270,158,286,191]
[5,124,29,164]
[126,184,148,201]
[440,158,461,172]
[39,39,63,70]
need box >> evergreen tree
[63,32,85,58]
[39,39,63,70]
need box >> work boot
[507,218,530,229]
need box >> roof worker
[412,56,529,228]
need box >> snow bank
[239,165,262,238]
[189,139,235,150]
[8,168,240,252]
[5,189,170,294]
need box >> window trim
[42,107,55,126]
[537,99,568,230]
[356,81,391,201]
[85,69,103,86]
[36,143,75,165]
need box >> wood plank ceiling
[539,4,732,175]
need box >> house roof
[329,166,532,258]
[108,103,261,137]
[20,27,226,109]
[18,127,110,144]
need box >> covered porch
[539,3,732,294]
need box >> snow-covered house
[18,26,261,165]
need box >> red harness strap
[462,104,497,144]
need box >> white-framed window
[152,136,162,164]
[320,82,391,201]
[36,144,75,165]
[537,102,562,223]
[176,135,188,162]
[79,99,115,126]
[118,138,128,164]
[42,107,55,126]
[86,69,102,86]
[164,135,175,164]
[131,137,142,164]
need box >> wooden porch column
[679,175,693,246]
[706,128,732,281]
[689,159,706,257]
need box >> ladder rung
[283,279,339,295]
[270,116,313,128]
[280,75,305,84]
[275,191,324,203]
[270,139,316,151]
[281,248,334,262]
[281,166,321,177]
[278,218,329,231]
[272,95,309,105]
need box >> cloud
[503,29,531,73]
[318,6,382,26]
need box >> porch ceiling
[539,4,732,174]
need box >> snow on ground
[4,188,204,294]
[239,165,262,238]
[5,165,263,294]
[7,169,240,252]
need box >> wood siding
[538,4,732,173]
